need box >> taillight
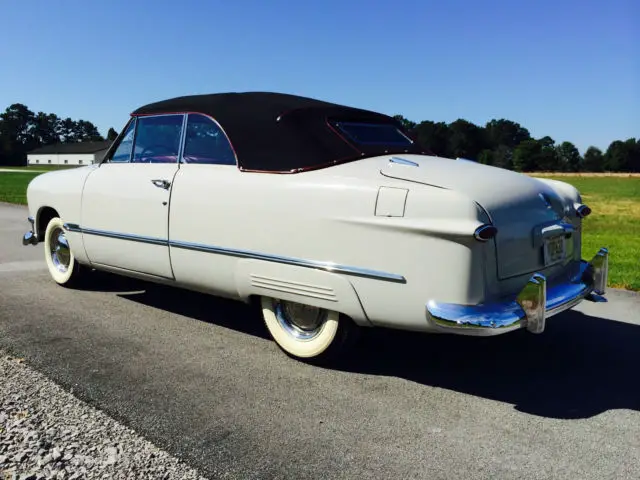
[574,203,592,218]
[474,224,498,242]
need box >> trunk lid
[380,155,570,280]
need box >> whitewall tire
[43,217,83,287]
[260,296,358,363]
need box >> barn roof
[131,92,427,172]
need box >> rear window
[333,121,413,146]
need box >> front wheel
[43,217,85,287]
[260,297,359,363]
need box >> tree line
[0,103,118,165]
[0,101,636,171]
[394,115,639,172]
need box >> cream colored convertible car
[22,92,609,362]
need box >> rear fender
[234,259,372,326]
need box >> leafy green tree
[477,149,494,166]
[625,138,640,172]
[583,146,604,172]
[32,112,60,146]
[604,140,629,171]
[484,119,530,150]
[491,144,514,170]
[107,127,119,141]
[413,120,450,157]
[75,120,103,141]
[57,117,78,143]
[0,103,36,164]
[393,115,416,132]
[513,139,542,171]
[0,103,35,145]
[537,136,560,171]
[447,119,486,160]
[556,141,582,172]
[477,145,513,169]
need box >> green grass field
[1,170,638,291]
[0,172,41,204]
[1,165,80,172]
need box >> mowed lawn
[1,170,638,291]
[0,171,41,204]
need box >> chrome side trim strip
[62,224,406,283]
[64,223,168,246]
[171,239,406,283]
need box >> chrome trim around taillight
[474,224,498,242]
[574,203,592,218]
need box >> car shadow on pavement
[83,270,272,340]
[340,309,640,420]
[85,270,639,420]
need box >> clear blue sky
[2,0,638,153]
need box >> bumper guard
[22,216,39,246]
[425,247,609,336]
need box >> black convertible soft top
[132,92,428,173]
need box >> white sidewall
[43,217,76,285]
[261,297,340,358]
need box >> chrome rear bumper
[22,216,38,246]
[425,247,609,336]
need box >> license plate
[543,235,565,266]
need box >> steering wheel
[137,144,175,163]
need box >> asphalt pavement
[1,202,639,479]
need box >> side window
[108,119,136,163]
[109,120,136,163]
[182,114,236,165]
[132,114,184,163]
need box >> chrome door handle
[151,179,171,189]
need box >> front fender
[26,166,96,264]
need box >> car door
[79,113,185,278]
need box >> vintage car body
[22,92,609,362]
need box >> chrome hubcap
[274,300,328,340]
[50,227,71,273]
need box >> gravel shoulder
[0,351,209,480]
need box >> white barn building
[27,141,112,166]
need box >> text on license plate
[544,235,566,265]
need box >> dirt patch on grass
[589,199,640,218]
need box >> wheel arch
[35,205,91,267]
[36,206,60,238]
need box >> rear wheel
[43,217,85,287]
[260,296,358,363]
